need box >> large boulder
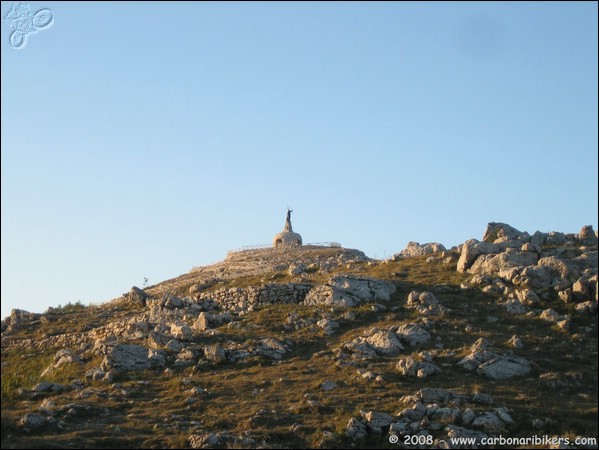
[392,241,447,259]
[40,349,82,377]
[303,285,361,307]
[516,256,580,290]
[395,323,431,347]
[203,345,227,364]
[467,250,539,276]
[457,240,499,273]
[19,413,46,430]
[3,309,43,333]
[472,411,507,431]
[578,225,598,246]
[396,355,440,378]
[170,322,192,340]
[193,312,211,332]
[126,286,148,307]
[257,337,288,360]
[458,338,532,380]
[303,275,396,307]
[364,329,404,356]
[329,275,396,301]
[361,410,394,433]
[345,417,367,440]
[483,222,524,243]
[406,291,450,316]
[339,326,406,360]
[101,344,166,373]
[477,355,532,380]
[416,388,460,404]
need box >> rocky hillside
[1,223,597,449]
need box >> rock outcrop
[458,338,532,380]
[391,241,447,259]
[303,275,396,308]
[1,225,596,450]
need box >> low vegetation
[1,239,597,449]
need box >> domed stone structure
[273,209,302,248]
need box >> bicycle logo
[4,3,53,49]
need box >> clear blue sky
[2,2,597,319]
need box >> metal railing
[227,242,342,254]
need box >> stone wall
[197,283,312,313]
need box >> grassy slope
[1,255,597,448]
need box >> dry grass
[1,251,597,448]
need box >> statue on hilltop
[285,209,293,232]
[273,208,301,247]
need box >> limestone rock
[193,312,211,332]
[458,339,532,380]
[395,323,431,347]
[84,367,106,381]
[445,425,489,442]
[539,308,560,322]
[393,241,447,259]
[495,407,514,425]
[339,325,411,361]
[40,349,82,377]
[477,355,532,380]
[362,410,394,433]
[320,380,337,391]
[396,355,440,378]
[457,239,499,272]
[258,338,288,359]
[417,388,459,404]
[4,309,42,333]
[163,295,184,309]
[33,382,65,393]
[468,251,538,276]
[101,344,165,373]
[515,289,540,305]
[578,225,598,245]
[507,334,523,349]
[203,345,227,364]
[166,340,183,352]
[572,274,597,301]
[483,222,524,243]
[472,412,506,431]
[558,288,572,303]
[126,286,147,307]
[170,322,192,340]
[288,262,307,276]
[518,256,579,290]
[189,434,221,449]
[575,301,598,315]
[345,417,367,440]
[364,329,404,356]
[503,298,527,315]
[461,409,477,426]
[406,290,450,316]
[147,331,170,348]
[19,413,46,430]
[472,392,493,405]
[471,337,490,352]
[430,406,461,423]
[303,285,360,308]
[303,275,396,308]
[316,318,339,335]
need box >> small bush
[47,301,87,315]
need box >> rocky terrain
[1,223,597,449]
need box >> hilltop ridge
[1,222,597,449]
